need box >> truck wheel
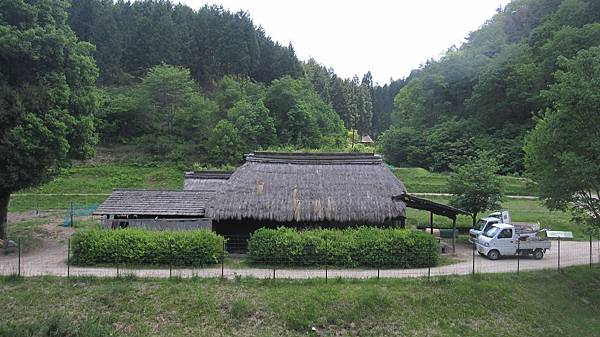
[533,249,544,260]
[487,250,500,260]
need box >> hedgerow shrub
[247,227,438,268]
[71,229,224,266]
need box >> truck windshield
[476,219,487,231]
[483,226,500,238]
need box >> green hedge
[71,229,224,266]
[247,227,438,268]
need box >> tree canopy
[379,0,600,174]
[0,0,99,239]
[448,152,504,225]
[524,47,600,229]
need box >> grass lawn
[9,163,185,211]
[1,266,599,337]
[393,167,535,196]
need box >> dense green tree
[448,152,504,226]
[265,77,344,148]
[0,0,98,239]
[98,64,217,160]
[227,98,276,150]
[208,120,244,166]
[377,127,428,167]
[524,47,600,228]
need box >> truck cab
[468,211,506,243]
[476,223,550,260]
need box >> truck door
[495,228,515,256]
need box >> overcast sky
[178,0,512,84]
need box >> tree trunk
[472,212,478,227]
[0,192,10,240]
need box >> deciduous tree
[0,0,98,239]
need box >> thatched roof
[184,171,231,191]
[207,152,407,224]
[93,189,211,216]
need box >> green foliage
[265,76,345,148]
[208,120,244,166]
[448,152,504,224]
[247,227,438,268]
[98,64,218,162]
[71,229,224,266]
[68,1,303,86]
[525,47,600,228]
[387,0,600,174]
[0,0,99,239]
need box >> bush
[71,229,224,266]
[247,227,438,268]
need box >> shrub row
[71,229,224,266]
[247,227,438,268]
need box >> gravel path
[1,239,598,279]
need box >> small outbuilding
[93,189,213,230]
[207,152,407,237]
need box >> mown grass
[393,167,535,196]
[9,163,185,211]
[1,266,599,336]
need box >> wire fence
[1,234,599,280]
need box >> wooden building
[207,152,407,236]
[93,189,212,230]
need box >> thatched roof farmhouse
[95,152,413,236]
[207,152,407,234]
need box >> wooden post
[429,212,433,235]
[452,217,456,254]
[557,237,561,272]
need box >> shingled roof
[93,189,211,216]
[184,171,231,191]
[207,152,407,224]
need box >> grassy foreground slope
[1,267,599,337]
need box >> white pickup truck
[475,223,551,260]
[469,210,540,243]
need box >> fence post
[557,237,561,273]
[221,239,225,280]
[591,234,593,269]
[18,238,21,277]
[325,238,328,283]
[70,202,74,227]
[169,240,173,279]
[67,237,70,278]
[517,238,520,274]
[472,244,475,275]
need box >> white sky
[178,0,512,84]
